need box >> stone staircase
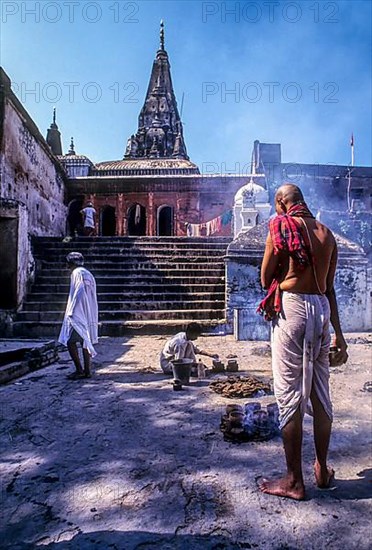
[13,236,231,337]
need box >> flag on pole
[350,133,354,147]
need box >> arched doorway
[101,206,116,236]
[157,205,173,236]
[128,204,146,236]
[67,198,84,236]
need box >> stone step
[13,319,227,338]
[35,244,227,256]
[40,258,224,270]
[15,236,229,337]
[0,340,58,384]
[23,299,225,312]
[30,283,225,294]
[16,308,226,322]
[25,291,226,303]
[34,275,225,285]
[33,236,232,245]
[38,267,224,278]
[35,251,227,262]
[0,361,29,385]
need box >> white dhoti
[58,267,99,357]
[271,292,332,430]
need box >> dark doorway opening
[0,217,18,308]
[128,204,146,236]
[67,198,84,236]
[101,206,116,236]
[157,205,173,236]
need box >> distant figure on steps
[80,201,96,236]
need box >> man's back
[280,218,336,294]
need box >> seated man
[160,322,219,374]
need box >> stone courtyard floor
[0,333,371,550]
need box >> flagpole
[350,133,354,166]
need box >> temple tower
[124,21,188,160]
[46,108,62,156]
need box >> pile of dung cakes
[210,376,271,399]
[220,402,280,443]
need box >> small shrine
[233,179,271,237]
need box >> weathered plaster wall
[0,98,67,236]
[226,225,371,341]
[0,70,68,331]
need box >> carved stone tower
[124,21,189,160]
[46,108,62,156]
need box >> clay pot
[226,359,239,372]
[226,404,244,414]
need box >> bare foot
[258,476,305,500]
[314,462,335,488]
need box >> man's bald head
[275,184,304,205]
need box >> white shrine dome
[234,179,269,205]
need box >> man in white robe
[58,252,98,379]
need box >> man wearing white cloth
[258,184,348,500]
[58,252,98,379]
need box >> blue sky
[2,0,371,169]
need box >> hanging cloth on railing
[184,209,232,236]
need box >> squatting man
[58,252,99,380]
[257,183,348,500]
[160,322,219,374]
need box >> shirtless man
[258,184,348,500]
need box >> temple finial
[160,20,164,50]
[53,107,56,125]
[68,137,76,155]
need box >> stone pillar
[117,193,124,236]
[148,192,154,236]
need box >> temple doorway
[101,206,116,236]
[67,198,84,236]
[0,215,18,308]
[157,205,173,236]
[128,204,146,236]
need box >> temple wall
[0,70,67,325]
[66,175,262,236]
[226,228,371,341]
[0,96,67,236]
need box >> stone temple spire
[124,22,189,160]
[46,107,62,155]
[67,137,76,156]
[160,19,165,51]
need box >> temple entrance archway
[67,198,84,236]
[0,215,18,308]
[128,204,146,236]
[101,205,116,236]
[157,205,173,236]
